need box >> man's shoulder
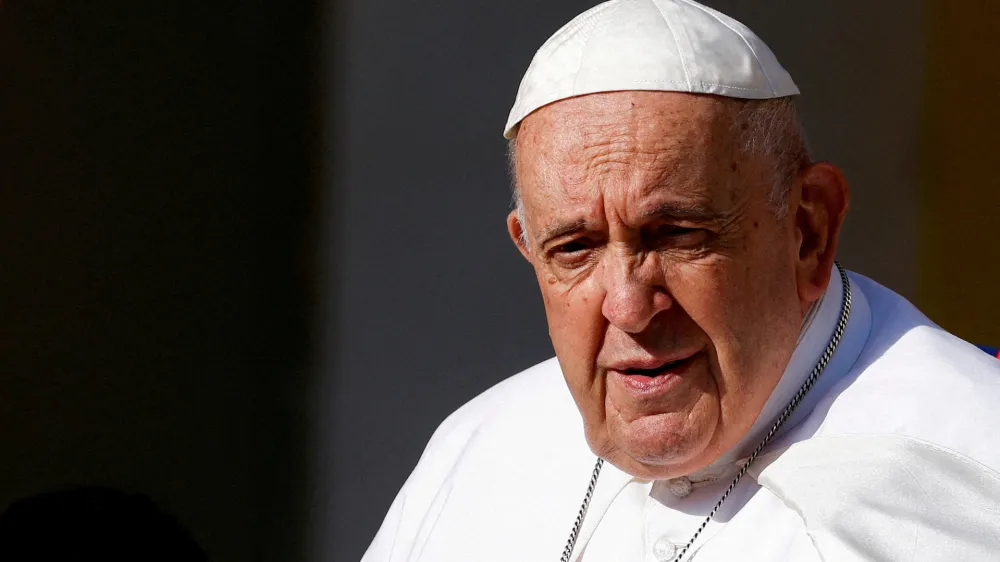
[751,433,1000,560]
[408,357,583,484]
[427,357,574,445]
[802,274,1000,469]
[747,277,1000,559]
[361,359,592,562]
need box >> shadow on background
[0,486,207,561]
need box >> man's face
[510,91,806,479]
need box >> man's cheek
[546,292,590,333]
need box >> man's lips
[607,351,702,397]
[607,349,701,374]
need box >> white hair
[733,97,812,215]
[507,97,811,249]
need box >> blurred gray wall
[317,0,923,560]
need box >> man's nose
[599,252,672,333]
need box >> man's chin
[604,450,696,481]
[603,417,715,478]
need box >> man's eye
[650,226,708,247]
[554,240,590,254]
[658,226,697,236]
[548,239,595,267]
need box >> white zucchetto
[504,0,799,138]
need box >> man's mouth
[621,356,692,377]
[610,351,701,396]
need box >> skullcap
[504,0,798,138]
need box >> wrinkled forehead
[514,91,742,203]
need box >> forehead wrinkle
[631,110,745,215]
[574,131,691,216]
[517,91,750,232]
[518,136,583,214]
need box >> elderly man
[362,1,1000,560]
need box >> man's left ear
[507,210,533,261]
[794,162,850,303]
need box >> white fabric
[503,0,799,138]
[361,272,1000,561]
[748,435,1000,561]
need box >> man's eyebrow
[537,219,588,247]
[536,203,721,247]
[640,201,720,222]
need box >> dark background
[1,1,935,561]
[2,1,316,560]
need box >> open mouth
[611,352,700,396]
[620,354,696,377]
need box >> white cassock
[361,271,1000,561]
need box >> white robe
[361,272,1000,561]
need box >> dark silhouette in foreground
[0,486,207,561]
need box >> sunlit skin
[507,91,849,480]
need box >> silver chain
[559,457,605,562]
[559,263,852,562]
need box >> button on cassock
[652,537,678,561]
